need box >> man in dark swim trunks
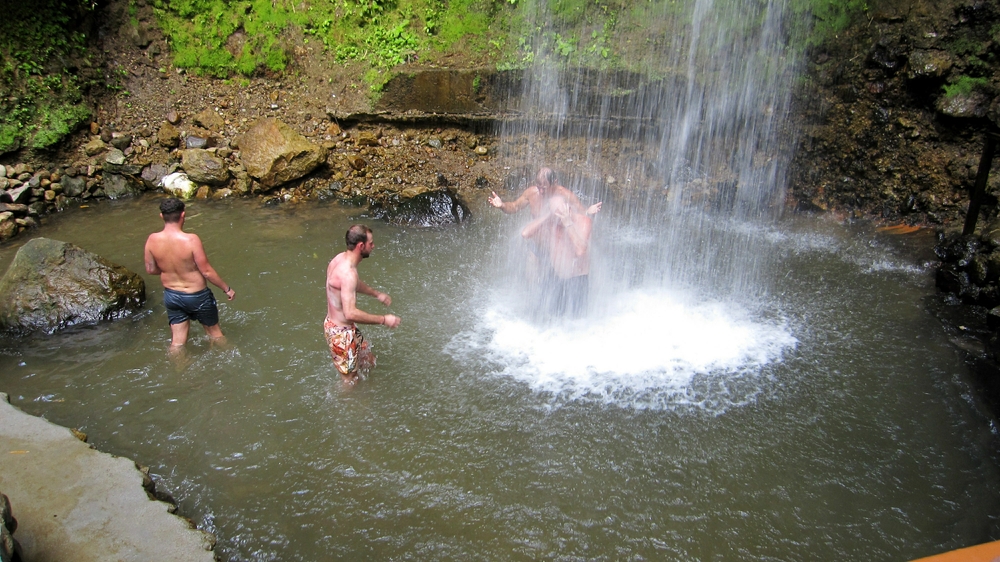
[144,198,236,347]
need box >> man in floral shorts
[325,225,400,385]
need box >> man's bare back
[144,198,234,347]
[145,229,211,292]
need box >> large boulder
[0,238,146,334]
[236,119,326,189]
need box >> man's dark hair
[160,198,184,223]
[346,224,373,249]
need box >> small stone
[105,149,126,166]
[474,146,489,155]
[166,110,180,124]
[347,155,368,171]
[83,138,107,156]
[193,108,225,132]
[158,122,180,149]
[110,134,133,150]
[90,122,100,135]
[184,136,208,149]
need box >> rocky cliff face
[789,0,1000,226]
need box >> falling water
[482,0,808,405]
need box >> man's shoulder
[556,185,579,199]
[328,253,357,274]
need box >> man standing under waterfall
[144,197,236,348]
[488,167,601,219]
[521,194,592,316]
[325,224,401,386]
[489,167,600,287]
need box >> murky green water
[1,195,998,561]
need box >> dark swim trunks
[541,275,589,317]
[163,287,220,326]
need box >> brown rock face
[235,119,327,189]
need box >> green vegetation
[945,30,996,77]
[789,0,869,47]
[0,0,94,155]
[152,0,508,90]
[942,75,991,99]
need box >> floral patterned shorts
[324,319,374,376]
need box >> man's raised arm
[489,190,531,214]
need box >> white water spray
[483,0,807,404]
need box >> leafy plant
[0,0,94,154]
[942,76,991,99]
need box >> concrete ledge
[0,392,216,562]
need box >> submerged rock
[369,186,470,226]
[0,238,146,334]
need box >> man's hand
[552,200,573,227]
[586,202,602,216]
[377,292,392,306]
[224,287,236,301]
[488,191,503,208]
[383,314,401,328]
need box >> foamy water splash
[461,288,797,410]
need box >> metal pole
[964,132,999,236]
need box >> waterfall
[495,0,806,305]
[479,0,805,403]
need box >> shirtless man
[144,198,235,347]
[488,167,601,218]
[489,167,600,283]
[325,224,400,385]
[521,194,592,316]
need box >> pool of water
[1,195,998,561]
